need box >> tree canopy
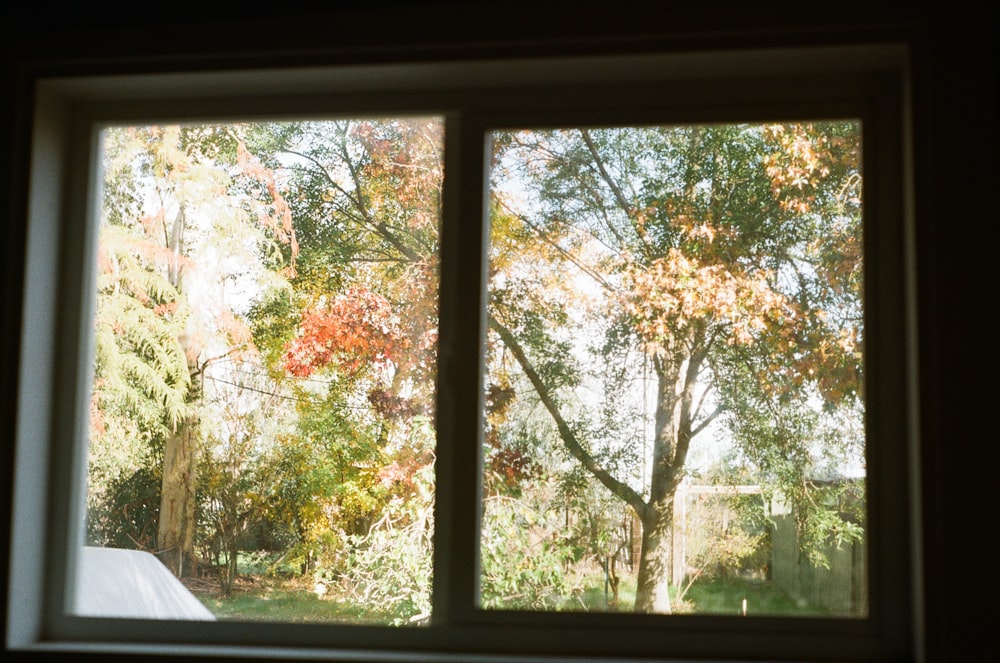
[485,122,863,612]
[87,117,866,620]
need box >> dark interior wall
[2,2,996,661]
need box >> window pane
[481,122,866,617]
[80,118,442,625]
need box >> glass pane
[481,122,866,617]
[79,119,442,625]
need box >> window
[84,118,443,625]
[7,45,916,661]
[481,120,868,618]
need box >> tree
[95,124,297,575]
[87,220,191,549]
[197,356,295,597]
[487,122,864,613]
[242,118,444,618]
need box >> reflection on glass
[82,119,442,625]
[482,122,866,617]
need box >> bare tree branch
[490,315,648,519]
[580,128,633,221]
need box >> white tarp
[74,546,216,620]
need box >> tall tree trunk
[157,205,199,577]
[491,317,709,615]
[157,374,200,577]
[635,501,674,613]
[633,345,703,613]
[633,359,682,613]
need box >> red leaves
[283,287,402,378]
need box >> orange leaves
[622,250,788,352]
[686,222,717,243]
[752,305,864,406]
[375,440,434,492]
[283,287,403,378]
[95,241,116,276]
[152,302,179,317]
[763,123,851,215]
[236,138,299,272]
[215,308,254,353]
[799,324,863,403]
[351,118,444,233]
[765,124,828,176]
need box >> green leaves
[91,223,191,449]
[487,121,866,611]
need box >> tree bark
[157,206,199,577]
[632,358,684,613]
[635,501,674,613]
[157,391,199,577]
[491,312,711,614]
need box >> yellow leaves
[763,124,785,139]
[764,123,846,216]
[622,250,789,352]
[153,125,190,179]
[690,223,716,242]
[779,197,813,214]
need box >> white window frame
[6,43,920,662]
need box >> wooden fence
[670,482,867,615]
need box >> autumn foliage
[283,287,403,377]
[87,116,866,620]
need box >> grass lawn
[682,577,830,616]
[188,576,395,624]
[188,573,826,623]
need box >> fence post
[671,481,687,587]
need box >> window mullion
[431,111,490,626]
